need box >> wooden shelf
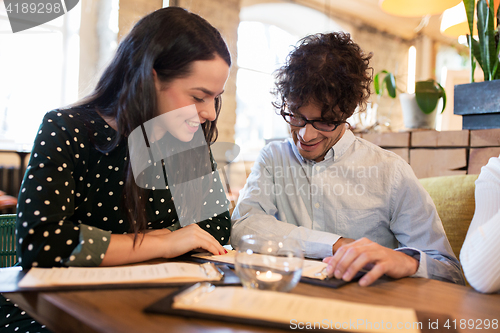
[359,129,500,178]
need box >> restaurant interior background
[0,0,485,200]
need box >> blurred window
[236,3,343,160]
[0,2,81,148]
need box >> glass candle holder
[234,235,304,292]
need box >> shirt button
[314,203,320,208]
[315,166,321,172]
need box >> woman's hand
[143,228,172,236]
[101,224,226,266]
[159,224,226,258]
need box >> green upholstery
[419,174,479,260]
[0,214,17,267]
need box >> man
[231,32,464,286]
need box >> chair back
[419,174,478,260]
[0,214,17,267]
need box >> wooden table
[3,272,500,333]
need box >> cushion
[419,174,479,260]
[0,194,17,210]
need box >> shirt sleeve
[390,160,465,285]
[63,224,111,266]
[231,146,341,258]
[460,156,500,293]
[16,111,110,269]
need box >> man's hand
[332,237,355,254]
[323,237,419,286]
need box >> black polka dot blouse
[15,109,231,269]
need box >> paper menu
[18,262,222,288]
[192,250,236,265]
[172,283,421,333]
[192,251,329,280]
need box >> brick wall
[360,129,500,178]
[175,0,241,144]
[117,0,240,144]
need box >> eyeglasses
[281,112,344,132]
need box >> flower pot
[454,80,500,129]
[400,93,437,129]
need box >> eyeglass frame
[281,112,345,132]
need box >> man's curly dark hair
[273,32,373,122]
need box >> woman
[15,7,231,270]
[3,7,232,332]
[460,155,500,293]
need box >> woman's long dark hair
[71,7,231,241]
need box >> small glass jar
[234,235,304,292]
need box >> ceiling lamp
[440,3,475,37]
[441,1,499,37]
[379,0,462,17]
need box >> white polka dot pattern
[16,109,231,270]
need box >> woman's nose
[199,101,217,122]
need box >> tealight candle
[256,270,283,282]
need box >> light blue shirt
[231,129,465,285]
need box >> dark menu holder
[300,270,367,288]
[144,284,458,333]
[189,255,363,289]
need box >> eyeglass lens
[283,113,339,131]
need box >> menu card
[192,250,329,279]
[146,283,421,333]
[18,262,222,288]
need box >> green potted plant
[464,0,499,82]
[373,71,446,129]
[362,70,397,131]
[351,70,396,132]
[400,79,447,129]
[374,70,397,99]
[454,0,500,129]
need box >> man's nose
[298,123,318,142]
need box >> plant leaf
[477,0,497,80]
[464,0,477,82]
[494,39,500,80]
[471,37,483,71]
[437,83,446,114]
[374,70,384,95]
[486,0,497,80]
[468,35,477,82]
[415,80,445,115]
[374,70,396,98]
[497,0,500,27]
[463,0,475,37]
[383,72,396,98]
[495,1,500,80]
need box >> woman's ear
[152,69,161,92]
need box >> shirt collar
[288,127,356,164]
[332,129,355,161]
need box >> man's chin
[298,149,320,162]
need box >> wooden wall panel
[470,128,500,147]
[410,149,467,179]
[361,132,410,147]
[411,130,469,147]
[468,147,500,174]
